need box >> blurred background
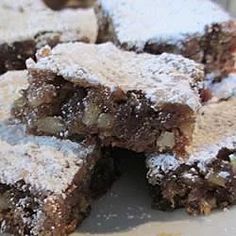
[216,0,236,15]
[44,0,236,16]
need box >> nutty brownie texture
[146,99,236,215]
[0,123,100,236]
[13,42,204,156]
[97,0,236,78]
[0,70,117,236]
[0,0,97,74]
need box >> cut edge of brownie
[146,144,236,215]
[12,43,204,156]
[146,99,236,215]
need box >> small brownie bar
[97,0,236,77]
[0,0,97,74]
[0,70,116,236]
[146,99,236,215]
[0,123,100,236]
[13,42,204,156]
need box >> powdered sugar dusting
[0,123,95,194]
[0,0,98,45]
[99,0,231,50]
[0,71,28,122]
[27,42,203,111]
[0,71,95,195]
[146,154,181,185]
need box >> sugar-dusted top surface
[0,123,95,195]
[27,42,203,111]
[147,99,236,180]
[99,0,231,50]
[0,0,98,45]
[0,71,28,122]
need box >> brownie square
[97,0,236,78]
[0,70,117,235]
[146,99,236,215]
[0,0,98,74]
[0,122,101,236]
[13,42,204,156]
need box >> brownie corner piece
[0,0,98,74]
[14,42,204,155]
[0,123,100,236]
[97,0,236,77]
[146,99,236,215]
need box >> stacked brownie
[97,0,236,78]
[0,0,98,74]
[0,0,236,235]
[0,68,117,236]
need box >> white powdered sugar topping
[146,154,181,185]
[0,71,28,122]
[0,123,95,195]
[0,71,95,195]
[27,42,203,111]
[99,0,231,50]
[0,0,98,45]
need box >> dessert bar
[0,122,100,236]
[97,0,236,77]
[146,99,236,215]
[13,42,204,155]
[0,70,116,235]
[0,0,97,74]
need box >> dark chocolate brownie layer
[146,99,236,215]
[0,0,97,74]
[13,42,204,156]
[97,0,236,78]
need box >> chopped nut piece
[35,117,65,135]
[97,113,114,129]
[156,131,175,151]
[206,172,227,187]
[82,103,101,126]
